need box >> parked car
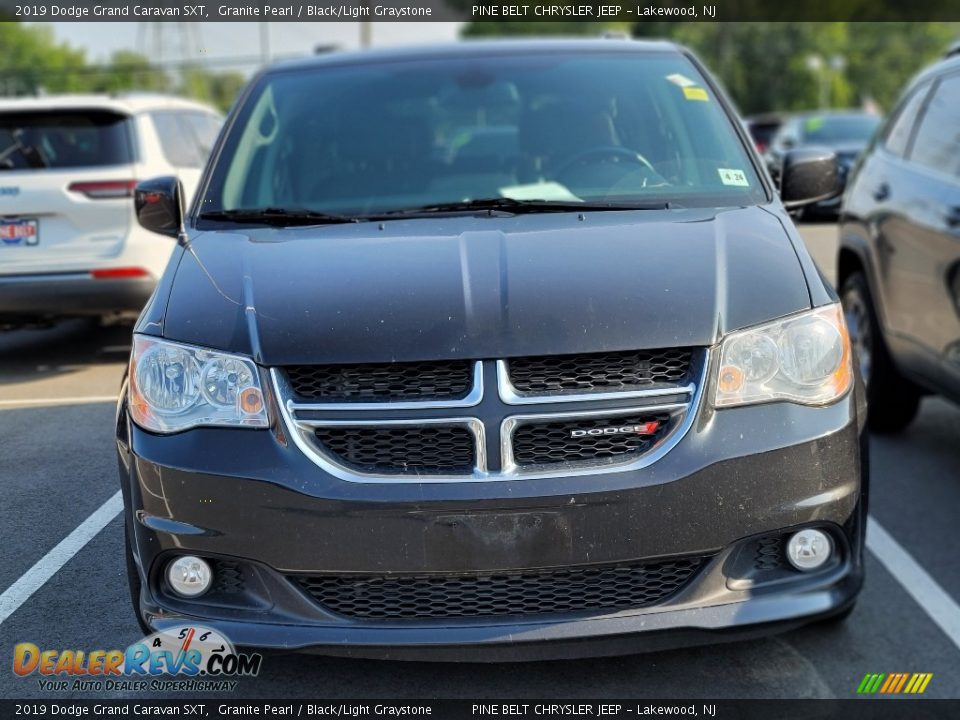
[117,39,864,661]
[840,52,960,432]
[0,94,222,326]
[745,112,784,154]
[766,111,880,216]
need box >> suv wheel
[841,272,920,433]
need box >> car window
[184,112,222,159]
[799,114,880,144]
[882,82,932,158]
[771,120,799,150]
[151,110,204,168]
[0,110,133,170]
[203,52,767,217]
[908,73,960,177]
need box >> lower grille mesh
[293,557,704,620]
[754,537,786,571]
[512,413,672,466]
[314,425,475,474]
[212,561,245,595]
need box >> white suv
[0,94,222,325]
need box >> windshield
[200,51,766,219]
[800,114,880,144]
[0,110,133,170]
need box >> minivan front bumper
[116,383,866,660]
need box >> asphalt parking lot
[1,222,959,700]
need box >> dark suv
[117,40,865,660]
[840,52,960,432]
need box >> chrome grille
[314,425,475,475]
[273,350,704,482]
[285,360,473,402]
[292,557,705,620]
[506,349,692,396]
[511,412,672,467]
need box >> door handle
[873,183,890,202]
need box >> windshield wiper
[369,198,671,217]
[198,207,365,226]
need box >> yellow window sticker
[683,87,709,102]
[718,168,750,187]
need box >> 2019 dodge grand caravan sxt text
[116,40,866,660]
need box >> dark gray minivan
[116,40,865,660]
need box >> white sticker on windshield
[665,73,697,88]
[718,168,750,187]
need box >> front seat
[517,101,619,182]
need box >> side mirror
[780,148,840,210]
[134,176,185,238]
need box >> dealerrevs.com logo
[13,625,262,692]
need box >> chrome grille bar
[271,351,707,483]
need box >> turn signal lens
[129,335,269,433]
[718,365,745,394]
[714,304,852,408]
[239,387,264,415]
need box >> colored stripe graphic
[894,674,909,693]
[857,673,932,694]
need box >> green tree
[459,21,960,114]
[0,23,87,95]
[633,22,960,113]
[844,23,958,109]
[179,65,247,113]
[90,50,173,94]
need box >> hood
[161,207,811,365]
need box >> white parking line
[0,491,122,627]
[867,516,960,652]
[0,396,118,409]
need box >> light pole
[806,53,846,109]
[806,54,828,109]
[829,55,847,108]
[260,22,270,65]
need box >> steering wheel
[554,146,658,184]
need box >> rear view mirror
[780,148,840,210]
[134,176,184,238]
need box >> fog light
[166,556,213,597]
[786,529,833,571]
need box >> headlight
[714,304,852,408]
[129,336,268,433]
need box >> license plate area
[0,218,38,246]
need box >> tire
[840,272,920,433]
[124,517,153,636]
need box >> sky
[39,22,464,72]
